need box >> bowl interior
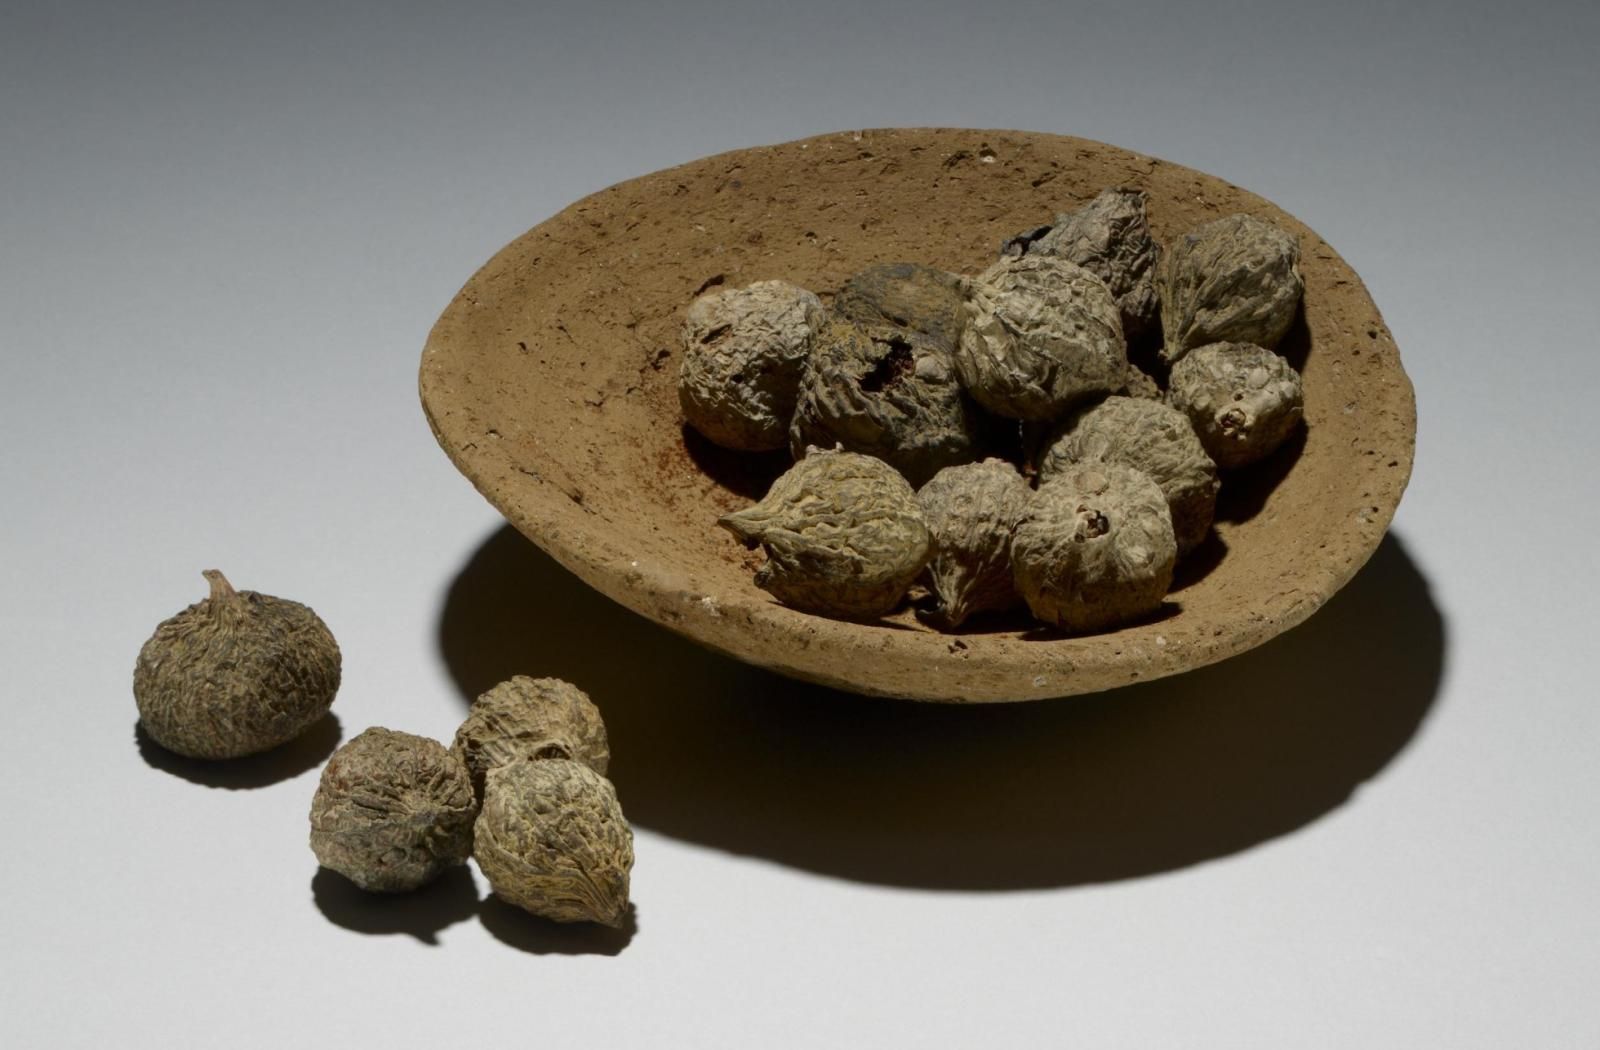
[420,128,1415,701]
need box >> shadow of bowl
[436,525,1445,891]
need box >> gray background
[3,1,1597,1046]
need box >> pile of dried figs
[135,576,632,926]
[680,190,1307,632]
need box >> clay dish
[420,128,1415,702]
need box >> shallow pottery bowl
[420,128,1415,702]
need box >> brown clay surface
[419,128,1415,702]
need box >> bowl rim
[420,127,1417,702]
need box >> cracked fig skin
[1169,341,1305,468]
[452,675,610,800]
[1038,396,1219,557]
[719,448,930,620]
[309,727,477,893]
[474,759,633,926]
[956,254,1128,421]
[788,318,978,487]
[1012,463,1177,633]
[679,279,826,451]
[133,570,340,760]
[917,459,1031,628]
[1159,213,1303,364]
[832,262,968,353]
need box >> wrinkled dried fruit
[133,570,340,760]
[788,319,978,486]
[1119,361,1163,400]
[1003,189,1162,344]
[474,758,633,926]
[832,262,968,353]
[1039,396,1219,556]
[453,676,609,800]
[309,727,477,893]
[956,254,1128,421]
[1012,463,1177,632]
[1169,341,1305,468]
[679,279,826,450]
[1159,213,1303,364]
[719,448,930,620]
[917,459,1032,628]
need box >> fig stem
[717,512,763,548]
[202,569,237,603]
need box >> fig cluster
[133,577,632,926]
[309,676,632,927]
[679,189,1309,634]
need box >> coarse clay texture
[418,128,1416,702]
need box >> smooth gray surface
[2,2,1597,1047]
